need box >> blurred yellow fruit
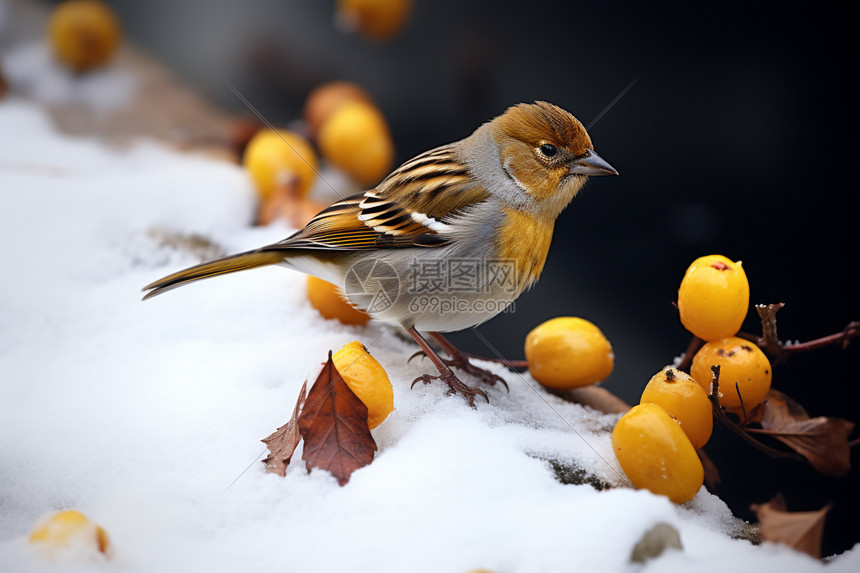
[612,403,704,504]
[640,368,713,449]
[304,81,374,139]
[306,276,371,326]
[337,0,412,41]
[332,341,393,429]
[243,129,318,202]
[524,317,614,389]
[29,510,111,557]
[48,0,121,72]
[318,100,394,186]
[259,193,329,228]
[690,336,772,416]
[678,254,749,341]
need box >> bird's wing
[276,144,490,251]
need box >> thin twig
[708,365,807,463]
[676,335,704,371]
[750,304,858,363]
[781,322,860,354]
[755,303,785,357]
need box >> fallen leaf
[760,389,811,425]
[749,390,854,476]
[752,494,831,559]
[261,381,308,476]
[298,352,377,485]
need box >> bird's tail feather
[142,250,287,300]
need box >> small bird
[143,101,617,405]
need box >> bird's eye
[539,143,557,158]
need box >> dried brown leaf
[751,390,854,476]
[262,381,308,476]
[298,352,377,485]
[752,494,831,559]
[760,389,810,425]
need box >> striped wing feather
[280,144,489,251]
[142,146,489,299]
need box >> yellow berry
[336,0,413,41]
[524,317,614,389]
[48,0,121,72]
[306,276,371,326]
[243,129,318,202]
[332,341,393,429]
[678,254,750,341]
[29,510,111,556]
[612,403,704,504]
[318,100,394,186]
[690,336,772,415]
[640,368,713,449]
[304,81,374,139]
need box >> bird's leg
[428,332,510,392]
[405,327,488,408]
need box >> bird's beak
[567,150,618,176]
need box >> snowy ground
[1,99,857,572]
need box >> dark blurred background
[48,0,858,555]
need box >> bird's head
[492,101,617,216]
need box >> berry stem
[755,303,785,358]
[734,305,857,364]
[708,365,807,463]
[676,335,704,372]
[779,322,860,354]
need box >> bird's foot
[411,370,489,408]
[408,350,510,391]
[439,354,510,392]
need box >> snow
[2,42,138,111]
[1,99,858,572]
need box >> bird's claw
[410,371,489,408]
[440,357,510,392]
[410,373,434,389]
[407,351,509,391]
[407,350,428,364]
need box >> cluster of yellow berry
[242,81,398,326]
[613,370,708,503]
[611,254,773,503]
[244,81,394,217]
[680,255,772,416]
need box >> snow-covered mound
[0,100,856,572]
